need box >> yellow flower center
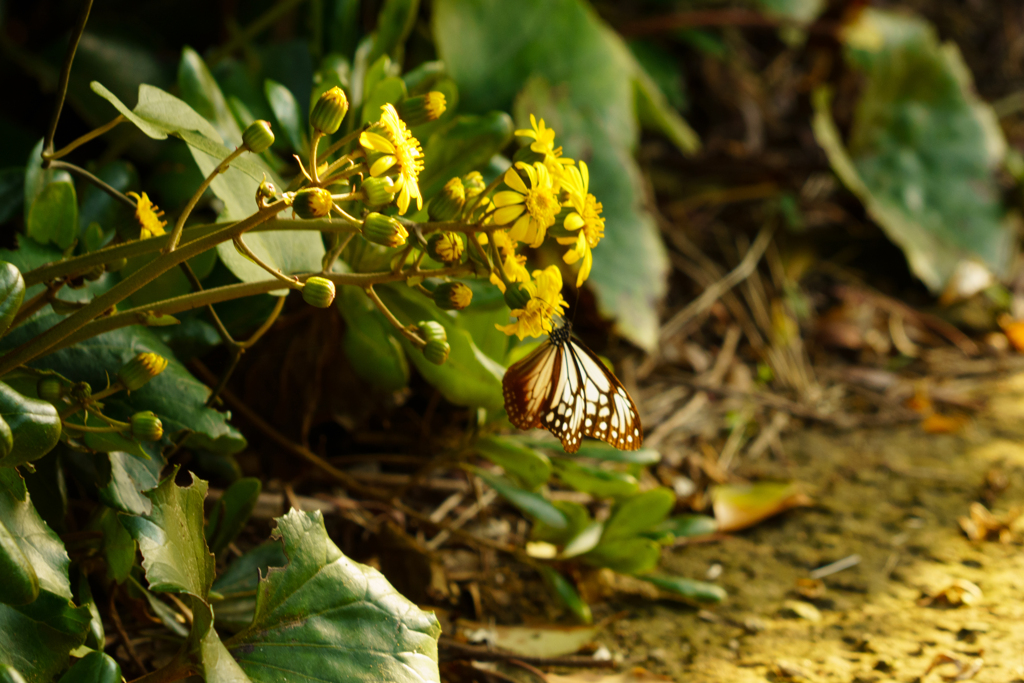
[526,190,559,225]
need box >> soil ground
[605,373,1024,683]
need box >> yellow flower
[556,161,605,287]
[497,265,567,340]
[515,114,574,172]
[360,104,424,214]
[127,192,166,239]
[485,230,530,293]
[493,163,560,248]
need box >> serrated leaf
[27,181,77,251]
[226,509,441,683]
[472,467,567,530]
[96,451,161,516]
[551,459,638,498]
[206,477,261,555]
[0,263,25,338]
[212,541,288,633]
[0,383,60,469]
[122,470,214,598]
[601,487,675,541]
[56,651,121,683]
[476,435,551,489]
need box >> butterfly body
[502,323,642,453]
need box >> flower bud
[363,212,408,248]
[423,339,450,365]
[242,120,275,154]
[462,171,486,195]
[433,282,472,310]
[302,276,336,308]
[425,231,464,264]
[70,382,92,403]
[416,320,447,344]
[310,86,349,135]
[396,92,447,127]
[292,187,334,219]
[362,176,398,207]
[119,352,168,392]
[503,284,532,310]
[512,146,546,165]
[428,178,466,222]
[131,411,164,441]
[84,265,105,281]
[256,178,277,208]
[37,378,63,403]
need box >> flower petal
[361,131,396,153]
[504,167,528,195]
[493,204,526,226]
[370,156,397,177]
[507,214,530,243]
[493,190,525,208]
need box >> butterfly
[502,321,642,453]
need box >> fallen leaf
[917,578,983,607]
[455,619,604,658]
[712,481,813,532]
[925,652,984,681]
[957,502,1020,543]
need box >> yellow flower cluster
[360,104,424,215]
[497,265,568,340]
[491,116,606,339]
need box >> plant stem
[317,127,367,165]
[365,284,426,348]
[232,235,302,285]
[206,0,308,65]
[11,282,63,329]
[62,423,124,433]
[309,131,323,183]
[43,0,93,159]
[320,232,354,273]
[23,218,360,287]
[165,147,245,253]
[44,115,125,161]
[46,160,136,211]
[0,202,291,377]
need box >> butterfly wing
[564,341,643,451]
[502,340,561,431]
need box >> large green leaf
[226,509,442,683]
[212,541,288,633]
[433,0,680,349]
[26,182,77,251]
[378,285,504,410]
[3,320,244,454]
[0,383,61,469]
[0,469,90,682]
[121,470,215,598]
[56,651,120,683]
[264,79,306,154]
[96,451,161,516]
[812,9,1013,292]
[0,262,25,340]
[179,46,244,147]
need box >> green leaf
[92,507,135,583]
[337,286,410,392]
[56,651,120,683]
[121,470,215,599]
[583,536,661,574]
[0,515,38,605]
[471,467,567,530]
[639,574,727,603]
[452,299,510,365]
[551,459,638,498]
[4,321,244,455]
[537,566,592,624]
[530,499,590,545]
[602,487,675,541]
[0,591,91,683]
[758,0,825,22]
[226,509,442,683]
[212,541,288,633]
[206,477,261,555]
[371,0,420,63]
[566,441,660,465]
[475,435,551,490]
[434,0,672,349]
[811,10,1013,292]
[264,79,307,154]
[418,113,513,199]
[0,383,60,468]
[379,285,505,410]
[649,514,717,540]
[0,469,90,682]
[96,451,161,516]
[77,574,104,650]
[0,262,25,338]
[27,181,77,251]
[0,665,26,683]
[632,57,699,156]
[178,46,243,146]
[83,431,150,460]
[560,520,604,558]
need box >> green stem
[62,423,125,434]
[206,0,308,65]
[365,284,425,348]
[317,126,367,165]
[46,160,136,211]
[232,235,301,285]
[0,201,291,377]
[44,115,124,161]
[43,0,94,158]
[165,147,245,252]
[321,232,355,273]
[309,131,323,183]
[23,218,360,287]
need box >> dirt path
[609,374,1024,683]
